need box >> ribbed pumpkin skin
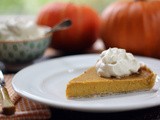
[101,0,160,58]
[37,3,100,52]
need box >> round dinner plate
[12,54,160,112]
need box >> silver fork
[0,70,15,115]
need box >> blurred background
[1,0,159,60]
[0,0,115,15]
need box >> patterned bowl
[0,33,52,64]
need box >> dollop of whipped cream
[95,48,141,78]
[0,18,48,40]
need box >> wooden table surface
[3,42,160,120]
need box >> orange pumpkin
[101,0,160,58]
[37,3,100,52]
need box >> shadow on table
[50,106,160,120]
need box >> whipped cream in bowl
[0,18,50,41]
[96,48,141,78]
[0,18,52,64]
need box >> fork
[0,70,15,115]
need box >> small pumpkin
[37,3,100,52]
[101,0,160,58]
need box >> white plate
[12,54,160,112]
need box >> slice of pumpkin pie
[66,48,156,98]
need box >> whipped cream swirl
[95,48,141,78]
[0,18,49,40]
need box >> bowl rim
[0,25,52,43]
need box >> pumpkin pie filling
[66,66,156,98]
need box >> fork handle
[1,87,15,115]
